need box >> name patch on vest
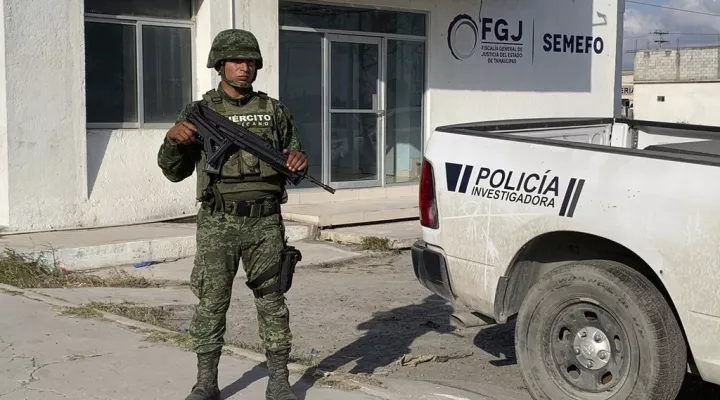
[227,114,273,127]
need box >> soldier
[157,29,307,400]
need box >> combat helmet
[207,29,263,70]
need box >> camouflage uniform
[157,29,302,400]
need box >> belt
[222,198,281,218]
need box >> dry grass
[56,301,170,328]
[226,339,319,367]
[57,305,105,319]
[143,330,195,352]
[315,376,361,391]
[88,301,170,325]
[360,237,393,252]
[0,248,160,289]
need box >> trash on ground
[313,369,333,377]
[397,352,474,367]
[397,354,438,367]
[133,261,160,269]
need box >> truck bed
[436,117,720,165]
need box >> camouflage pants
[188,206,292,355]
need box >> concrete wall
[632,46,720,128]
[79,0,234,233]
[0,0,233,233]
[423,0,622,128]
[634,46,720,82]
[4,0,87,232]
[235,0,280,96]
[0,0,623,233]
[0,0,7,228]
[633,82,720,126]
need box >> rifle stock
[187,101,336,194]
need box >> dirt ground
[155,250,720,399]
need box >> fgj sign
[447,13,604,64]
[448,15,526,64]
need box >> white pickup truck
[412,117,720,399]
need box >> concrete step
[282,196,418,228]
[318,220,422,250]
[0,221,312,271]
[0,196,418,271]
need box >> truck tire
[515,259,687,400]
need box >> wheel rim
[550,302,630,394]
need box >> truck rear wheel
[515,260,686,400]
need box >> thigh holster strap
[246,246,303,298]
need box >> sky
[622,0,720,69]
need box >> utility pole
[652,30,669,48]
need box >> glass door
[324,34,384,189]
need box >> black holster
[246,246,303,298]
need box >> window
[280,1,426,36]
[279,2,427,187]
[84,0,194,128]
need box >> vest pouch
[219,150,246,178]
[252,126,281,179]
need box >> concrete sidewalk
[1,219,421,271]
[0,290,505,400]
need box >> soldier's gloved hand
[167,122,198,145]
[284,149,308,172]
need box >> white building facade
[0,0,624,233]
[633,46,720,127]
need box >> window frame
[84,12,196,130]
[278,2,429,188]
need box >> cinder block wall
[634,46,720,82]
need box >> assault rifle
[186,101,336,194]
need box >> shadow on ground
[220,364,266,399]
[472,320,720,398]
[474,320,517,367]
[218,362,322,400]
[291,294,454,397]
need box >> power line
[664,31,720,35]
[626,1,720,17]
[625,32,720,38]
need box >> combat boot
[265,348,297,400]
[185,350,221,400]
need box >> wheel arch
[492,230,693,366]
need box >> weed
[55,300,170,330]
[57,305,104,319]
[88,301,169,326]
[360,237,393,252]
[227,339,265,354]
[0,248,160,289]
[143,330,195,352]
[316,376,361,391]
[225,339,315,366]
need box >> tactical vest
[196,89,284,202]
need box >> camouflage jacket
[157,84,304,203]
